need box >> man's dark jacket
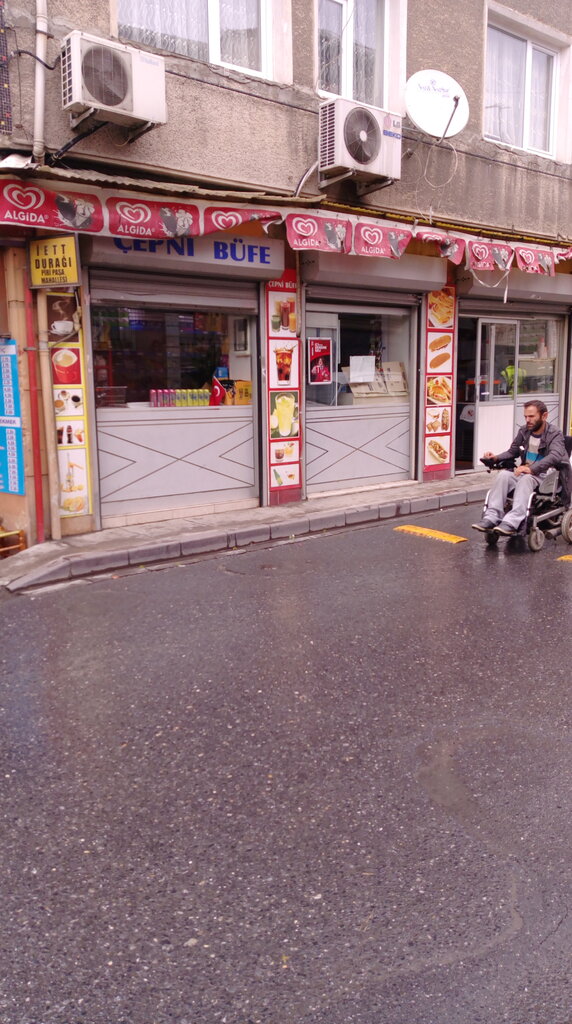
[497,421,572,506]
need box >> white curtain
[118,0,208,59]
[118,0,262,70]
[354,0,383,107]
[220,0,261,71]
[485,26,525,146]
[530,48,553,152]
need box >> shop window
[91,307,252,405]
[476,319,560,400]
[484,22,557,155]
[306,311,410,407]
[118,0,274,78]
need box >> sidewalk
[0,471,490,593]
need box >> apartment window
[118,0,270,76]
[318,0,385,107]
[484,23,556,154]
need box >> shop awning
[0,173,569,277]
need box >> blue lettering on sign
[111,235,269,264]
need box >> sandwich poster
[424,287,456,475]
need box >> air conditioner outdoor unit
[61,31,167,127]
[319,98,402,182]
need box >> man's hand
[515,464,532,476]
[483,451,496,459]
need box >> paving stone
[128,541,182,564]
[439,491,467,508]
[378,502,398,519]
[345,506,380,525]
[234,525,271,546]
[270,519,310,540]
[180,531,228,556]
[308,511,346,532]
[410,496,440,513]
[69,550,130,577]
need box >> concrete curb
[3,488,485,593]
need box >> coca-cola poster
[514,246,555,275]
[0,180,104,232]
[308,338,332,385]
[107,198,200,238]
[285,213,352,253]
[353,222,411,258]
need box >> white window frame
[315,0,406,114]
[112,0,293,84]
[485,3,572,163]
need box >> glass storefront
[91,306,252,407]
[455,314,564,471]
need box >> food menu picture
[424,287,455,474]
[48,291,92,517]
[266,270,302,496]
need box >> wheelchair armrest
[480,456,516,470]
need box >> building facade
[1,0,571,545]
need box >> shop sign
[467,240,514,272]
[28,234,80,287]
[514,245,555,276]
[0,181,103,232]
[415,229,466,265]
[88,232,284,275]
[353,221,411,258]
[265,270,302,499]
[0,339,25,495]
[285,213,352,254]
[423,287,456,478]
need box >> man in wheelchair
[472,400,572,538]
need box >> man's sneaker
[471,519,495,532]
[493,523,517,537]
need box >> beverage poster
[47,291,92,516]
[0,339,25,495]
[265,270,302,499]
[308,338,332,385]
[423,286,455,476]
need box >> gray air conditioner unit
[61,31,167,127]
[319,98,402,181]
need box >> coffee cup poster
[48,291,92,516]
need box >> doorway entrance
[455,316,563,471]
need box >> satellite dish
[405,69,469,139]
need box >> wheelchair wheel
[561,509,572,544]
[528,527,545,552]
[485,531,499,547]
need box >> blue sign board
[0,339,25,495]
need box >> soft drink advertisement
[0,339,25,495]
[308,338,332,385]
[266,270,302,498]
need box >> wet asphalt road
[2,505,572,1024]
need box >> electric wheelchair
[479,435,572,552]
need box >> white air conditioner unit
[61,31,167,127]
[319,98,402,182]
